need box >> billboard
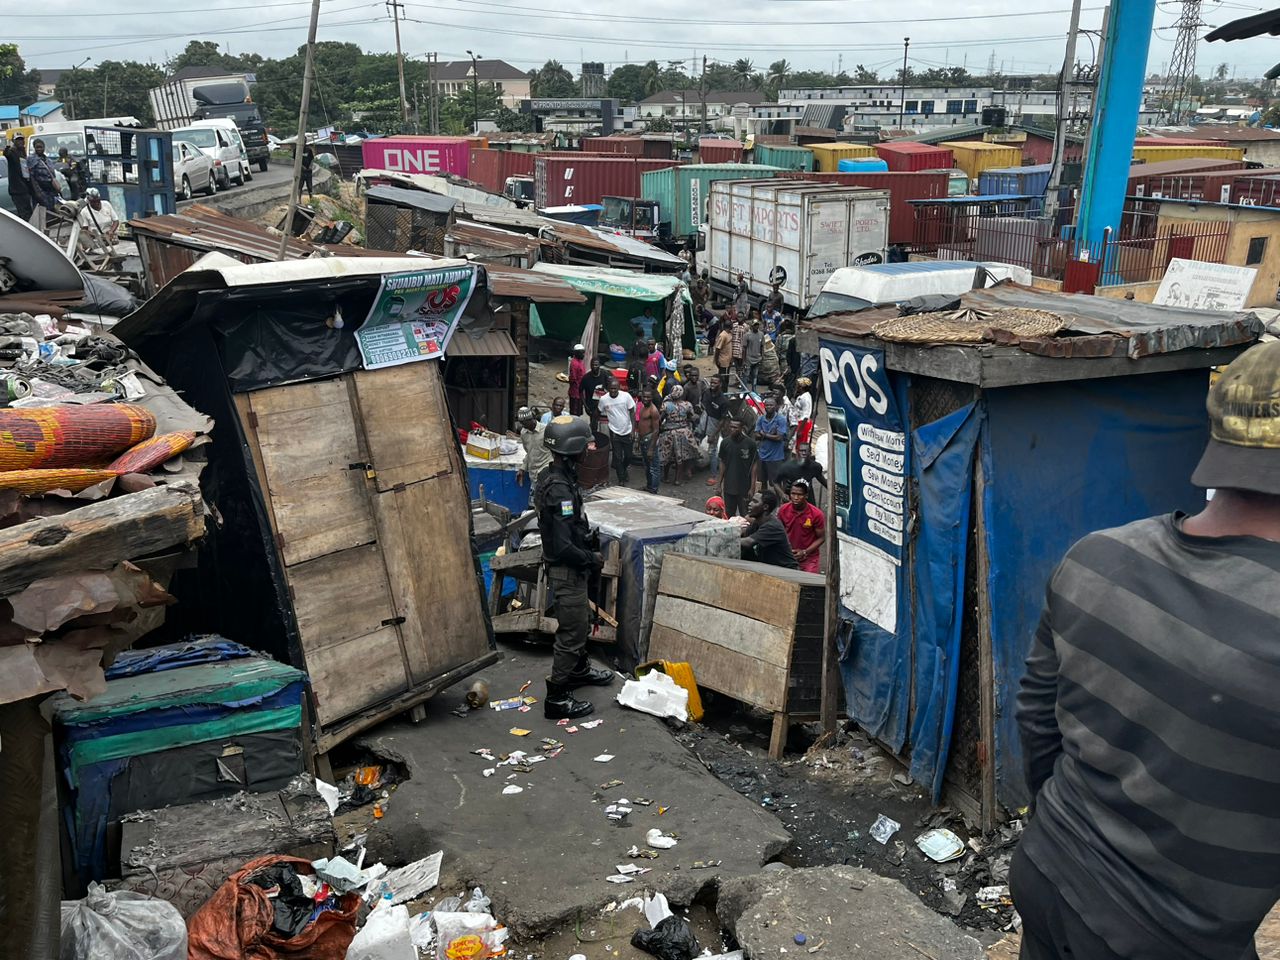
[361,137,471,178]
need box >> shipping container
[468,148,536,194]
[362,136,478,178]
[791,170,951,244]
[698,138,745,164]
[941,141,1023,181]
[1229,173,1280,206]
[640,163,784,240]
[838,158,889,173]
[875,141,955,172]
[1142,171,1250,203]
[752,143,815,171]
[535,155,677,208]
[1132,144,1245,164]
[580,136,672,160]
[978,164,1052,198]
[808,142,878,172]
[1127,158,1249,197]
[1134,136,1229,149]
[705,180,891,310]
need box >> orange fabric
[0,404,155,470]
[186,855,359,960]
[106,431,196,474]
[0,468,118,494]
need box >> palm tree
[732,58,755,90]
[768,59,791,89]
[641,59,662,98]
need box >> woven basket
[0,404,156,471]
[872,308,1065,345]
[0,468,118,494]
[107,431,197,475]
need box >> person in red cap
[568,344,587,416]
[1012,340,1280,960]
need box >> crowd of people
[4,133,119,254]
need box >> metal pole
[1044,0,1084,220]
[700,55,708,136]
[467,50,480,135]
[899,38,910,131]
[277,0,322,260]
[388,0,408,128]
[820,404,841,737]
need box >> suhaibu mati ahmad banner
[357,265,479,369]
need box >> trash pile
[316,763,406,821]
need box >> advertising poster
[357,265,479,369]
[1154,258,1256,312]
[818,339,906,634]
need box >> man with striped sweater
[1013,340,1280,960]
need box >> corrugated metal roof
[446,329,518,357]
[484,265,586,303]
[366,184,457,213]
[128,204,316,261]
[896,125,990,145]
[446,220,541,255]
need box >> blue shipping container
[978,164,1052,198]
[838,158,889,173]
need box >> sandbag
[187,855,360,960]
[0,404,155,470]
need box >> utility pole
[277,0,322,260]
[1045,0,1084,220]
[427,52,438,134]
[466,49,480,135]
[387,0,409,129]
[898,38,910,131]
[102,65,110,117]
[699,55,708,137]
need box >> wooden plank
[492,610,558,635]
[974,452,998,832]
[304,624,408,726]
[353,365,455,492]
[288,543,398,652]
[652,595,792,669]
[269,472,378,566]
[769,712,789,760]
[657,554,806,631]
[0,482,203,598]
[648,623,788,712]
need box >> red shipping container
[875,141,955,172]
[1142,171,1250,203]
[535,156,677,208]
[791,170,950,243]
[468,148,536,193]
[1230,173,1280,207]
[580,136,673,160]
[361,136,476,178]
[699,139,745,164]
[1128,158,1249,197]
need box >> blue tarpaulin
[908,402,981,799]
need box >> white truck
[704,179,891,312]
[148,74,271,172]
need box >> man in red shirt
[568,344,587,416]
[777,479,825,573]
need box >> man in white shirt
[597,378,637,485]
[515,406,551,486]
[76,188,120,252]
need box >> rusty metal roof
[446,220,541,256]
[484,265,586,303]
[446,329,519,357]
[128,204,317,261]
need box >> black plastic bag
[630,915,700,960]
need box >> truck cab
[503,175,534,207]
[599,196,661,241]
[190,82,270,172]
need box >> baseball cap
[517,406,535,420]
[1191,340,1280,495]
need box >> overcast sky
[10,0,1280,81]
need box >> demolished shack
[115,253,503,763]
[801,284,1261,830]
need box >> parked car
[172,139,217,200]
[189,118,253,185]
[172,125,241,188]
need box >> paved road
[177,159,296,208]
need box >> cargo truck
[704,179,891,312]
[148,75,270,172]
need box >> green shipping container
[641,163,785,240]
[752,143,815,172]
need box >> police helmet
[544,415,591,456]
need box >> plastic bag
[346,904,416,960]
[463,887,491,913]
[630,915,700,960]
[432,911,508,960]
[60,882,187,960]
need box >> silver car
[172,140,216,201]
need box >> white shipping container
[706,179,890,310]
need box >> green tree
[164,40,259,75]
[852,65,879,84]
[1215,62,1230,81]
[0,44,40,106]
[641,60,662,98]
[607,63,648,103]
[439,83,501,134]
[765,59,792,99]
[646,114,672,132]
[531,60,577,98]
[495,105,533,132]
[731,58,755,89]
[56,61,164,122]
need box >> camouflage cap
[1192,340,1280,495]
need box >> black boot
[544,679,594,720]
[567,657,615,688]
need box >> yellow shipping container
[808,142,878,172]
[1132,144,1245,164]
[941,141,1023,181]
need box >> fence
[906,197,1231,288]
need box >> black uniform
[535,460,598,683]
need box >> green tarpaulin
[529,264,696,354]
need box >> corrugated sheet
[484,265,586,303]
[876,142,956,172]
[445,220,541,257]
[366,185,457,213]
[790,170,950,243]
[446,329,518,356]
[698,139,744,164]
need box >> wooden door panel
[353,365,454,491]
[304,625,409,726]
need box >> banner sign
[357,266,479,369]
[1154,258,1256,313]
[819,339,906,633]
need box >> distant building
[36,69,66,100]
[0,105,19,131]
[638,89,766,131]
[20,101,65,124]
[520,97,632,135]
[1143,125,1280,167]
[581,62,606,98]
[434,59,530,109]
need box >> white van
[806,260,1033,318]
[190,119,253,185]
[173,123,247,188]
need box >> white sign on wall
[1154,258,1257,312]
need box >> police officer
[536,416,615,719]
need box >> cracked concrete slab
[719,865,986,959]
[356,646,790,940]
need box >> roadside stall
[801,285,1260,829]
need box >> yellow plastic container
[635,659,704,721]
[941,141,1023,181]
[1132,144,1246,164]
[808,142,878,172]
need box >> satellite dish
[769,265,787,286]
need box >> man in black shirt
[741,490,798,568]
[4,134,34,222]
[716,417,758,517]
[579,356,607,428]
[704,375,730,483]
[774,442,827,501]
